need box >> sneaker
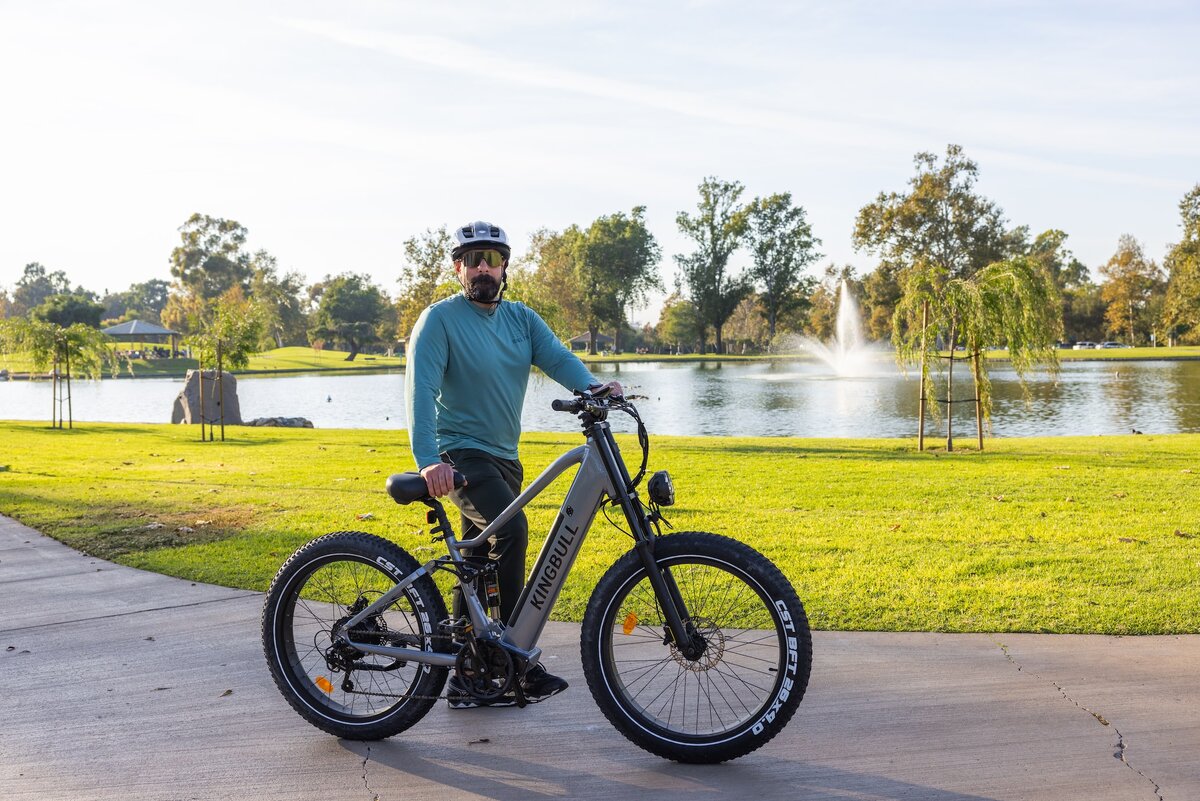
[520,664,568,700]
[446,675,481,710]
[446,674,516,710]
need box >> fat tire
[580,532,811,763]
[262,531,449,740]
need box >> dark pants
[444,448,527,625]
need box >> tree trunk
[715,326,724,354]
[972,349,983,450]
[198,362,207,441]
[588,326,598,355]
[945,319,956,452]
[217,341,225,442]
[918,301,928,451]
[50,352,58,428]
[344,339,360,361]
[65,348,73,430]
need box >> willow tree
[0,318,121,428]
[893,257,1061,450]
[856,145,1060,450]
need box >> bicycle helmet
[451,221,511,261]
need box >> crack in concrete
[0,593,261,635]
[362,745,379,801]
[997,642,1163,801]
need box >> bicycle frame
[336,415,694,670]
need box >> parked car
[1098,341,1131,349]
[1073,341,1096,350]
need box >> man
[405,220,621,708]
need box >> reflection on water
[2,359,1199,438]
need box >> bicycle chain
[338,629,547,704]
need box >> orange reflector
[315,676,334,694]
[622,613,638,635]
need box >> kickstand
[512,680,528,708]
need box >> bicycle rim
[274,552,433,721]
[600,555,789,742]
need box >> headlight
[647,470,675,507]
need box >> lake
[2,358,1199,439]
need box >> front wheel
[262,531,449,740]
[580,532,812,763]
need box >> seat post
[422,499,457,546]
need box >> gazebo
[567,332,615,352]
[101,319,182,358]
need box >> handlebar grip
[551,399,576,412]
[452,470,466,488]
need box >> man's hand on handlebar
[420,462,460,498]
[589,380,624,399]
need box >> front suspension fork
[632,537,703,659]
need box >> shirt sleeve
[405,306,449,470]
[525,305,598,392]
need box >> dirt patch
[80,506,260,559]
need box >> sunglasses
[460,250,506,269]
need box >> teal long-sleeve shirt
[405,294,598,469]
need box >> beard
[466,274,501,303]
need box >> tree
[1062,282,1107,343]
[725,294,770,354]
[1099,235,1163,345]
[854,146,1010,281]
[676,177,752,353]
[1025,229,1090,291]
[31,293,105,328]
[0,317,120,428]
[656,293,702,354]
[860,263,902,341]
[804,265,860,340]
[248,251,307,348]
[745,193,821,343]
[509,226,588,341]
[309,273,388,360]
[101,279,171,324]
[11,263,71,317]
[1020,229,1100,344]
[854,145,1056,450]
[578,207,662,353]
[1162,184,1200,345]
[169,214,252,300]
[396,226,456,338]
[184,295,264,371]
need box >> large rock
[172,370,243,425]
[245,417,314,428]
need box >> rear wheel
[580,532,811,763]
[262,531,449,740]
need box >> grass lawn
[1,421,1197,634]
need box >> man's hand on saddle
[421,462,460,498]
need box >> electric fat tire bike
[261,390,812,763]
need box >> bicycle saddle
[386,471,466,504]
[386,473,432,505]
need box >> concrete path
[2,513,1196,801]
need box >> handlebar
[551,386,623,416]
[551,387,649,491]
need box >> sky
[1,0,1198,324]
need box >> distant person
[405,220,621,708]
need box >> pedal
[439,617,472,640]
